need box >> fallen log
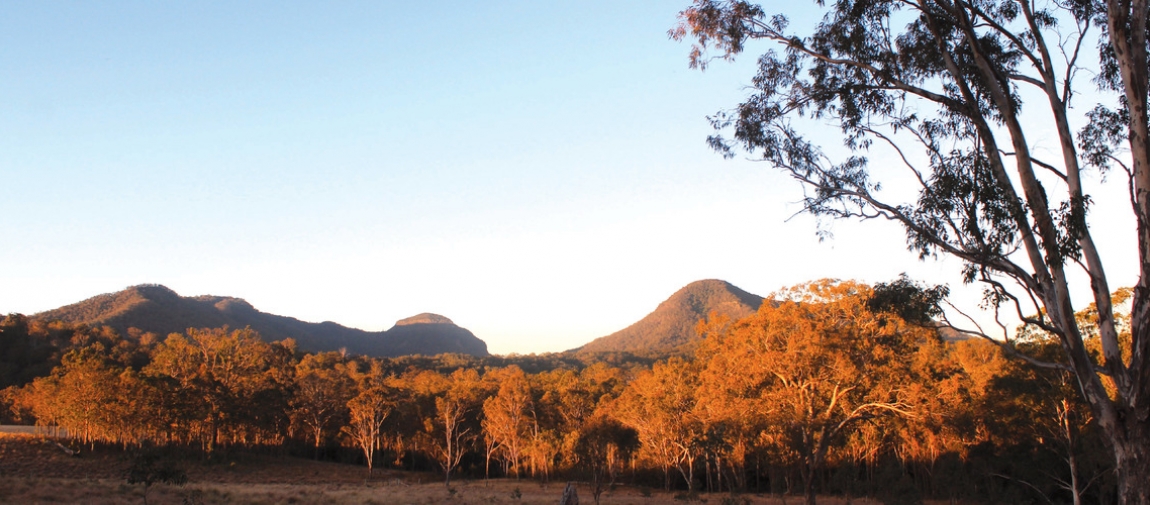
[53,441,78,457]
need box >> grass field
[0,434,922,505]
[0,477,894,505]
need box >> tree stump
[560,482,579,505]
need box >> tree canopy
[0,291,1128,502]
[673,0,1149,501]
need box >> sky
[1,1,1139,354]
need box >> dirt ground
[0,434,923,505]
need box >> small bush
[127,450,188,505]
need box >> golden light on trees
[697,279,932,505]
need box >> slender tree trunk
[706,459,712,493]
[1068,452,1082,505]
[717,455,723,493]
[802,463,817,505]
[313,424,322,460]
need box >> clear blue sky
[1,1,1138,353]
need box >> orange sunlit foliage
[0,281,1117,502]
[693,280,932,505]
[291,351,355,455]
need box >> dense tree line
[672,0,1149,500]
[0,280,1125,503]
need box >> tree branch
[1000,151,1069,181]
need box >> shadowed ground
[0,434,955,505]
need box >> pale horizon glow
[1,2,1139,355]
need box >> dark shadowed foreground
[0,434,958,505]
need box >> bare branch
[1059,17,1090,105]
[941,318,1073,371]
[1009,73,1048,88]
[1000,150,1069,181]
[990,473,1057,505]
[863,127,931,190]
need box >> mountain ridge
[32,285,489,358]
[32,279,768,359]
[574,279,764,357]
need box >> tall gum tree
[672,0,1149,501]
[482,366,533,478]
[697,280,929,505]
[614,357,703,491]
[291,351,354,458]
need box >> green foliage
[868,275,949,326]
[675,0,1150,499]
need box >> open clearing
[0,434,925,504]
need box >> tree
[23,347,124,446]
[614,357,703,491]
[535,364,630,477]
[575,416,639,505]
[145,327,283,451]
[698,280,929,505]
[126,449,187,505]
[674,0,1149,501]
[290,352,353,458]
[425,369,482,487]
[344,384,394,475]
[988,337,1106,505]
[482,366,534,478]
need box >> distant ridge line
[32,284,488,358]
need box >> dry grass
[0,435,953,505]
[0,477,894,505]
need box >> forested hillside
[32,284,488,358]
[0,279,1119,504]
[575,279,763,357]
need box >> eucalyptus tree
[146,328,283,451]
[482,366,533,478]
[290,351,354,458]
[674,0,1148,500]
[614,357,703,491]
[344,384,394,475]
[698,280,930,505]
[425,368,482,487]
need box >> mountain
[575,279,764,357]
[32,285,488,357]
[384,313,489,357]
